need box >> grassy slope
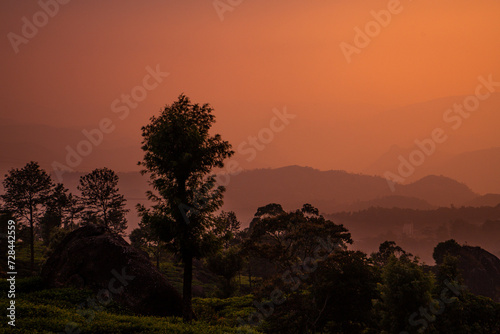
[0,277,261,334]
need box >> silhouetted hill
[328,206,500,264]
[0,166,479,238]
[395,175,476,207]
[367,146,500,194]
[221,166,476,225]
[365,144,451,181]
[436,147,500,194]
[342,195,435,212]
[465,193,500,207]
[221,166,392,224]
[363,93,500,192]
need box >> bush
[0,287,261,333]
[193,295,257,327]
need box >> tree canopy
[77,167,128,235]
[1,161,53,271]
[139,94,234,320]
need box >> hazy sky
[1,0,500,173]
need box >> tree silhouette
[139,94,233,320]
[64,193,84,230]
[206,211,242,297]
[207,247,242,297]
[247,203,352,271]
[433,239,462,264]
[77,168,128,235]
[130,213,167,269]
[1,161,53,272]
[371,240,412,266]
[40,183,74,244]
[376,256,434,333]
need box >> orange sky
[1,0,500,173]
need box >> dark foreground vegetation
[1,204,499,333]
[1,96,499,333]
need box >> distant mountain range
[1,166,498,233]
[2,93,500,194]
[221,166,483,225]
[465,193,500,207]
[3,165,500,264]
[366,146,500,194]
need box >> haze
[1,0,500,179]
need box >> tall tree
[207,246,243,297]
[1,161,53,272]
[65,193,84,230]
[206,211,242,297]
[77,168,128,235]
[139,94,233,320]
[40,183,72,244]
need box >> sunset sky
[1,0,500,174]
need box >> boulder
[434,241,500,302]
[458,245,500,302]
[41,224,183,317]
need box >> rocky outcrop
[457,245,500,302]
[41,224,183,317]
[435,240,500,302]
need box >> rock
[435,240,500,302]
[41,224,183,317]
[457,245,500,302]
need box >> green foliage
[0,281,261,333]
[428,290,500,334]
[459,293,500,333]
[433,239,462,264]
[371,240,412,266]
[43,227,70,258]
[193,295,257,327]
[261,251,379,334]
[15,241,47,275]
[207,247,243,297]
[1,237,499,334]
[376,256,435,333]
[0,299,261,333]
[309,251,380,333]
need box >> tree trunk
[182,253,193,321]
[156,245,160,270]
[29,202,34,273]
[103,205,108,228]
[248,258,252,289]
